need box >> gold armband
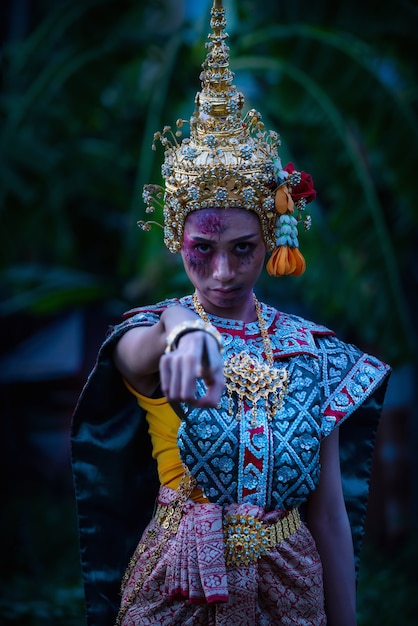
[165,319,224,354]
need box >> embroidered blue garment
[176,296,390,511]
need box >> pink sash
[165,503,229,603]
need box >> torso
[121,296,388,512]
[177,296,326,511]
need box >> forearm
[113,305,199,384]
[113,299,224,404]
[309,512,357,626]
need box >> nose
[212,252,235,281]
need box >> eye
[195,243,212,254]
[234,242,253,255]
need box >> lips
[211,288,238,296]
[210,283,239,292]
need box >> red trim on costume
[242,426,265,500]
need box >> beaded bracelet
[165,319,224,354]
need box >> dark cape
[71,299,390,626]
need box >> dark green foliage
[357,536,418,626]
[1,3,417,624]
[0,494,85,626]
[1,0,417,363]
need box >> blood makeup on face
[191,211,228,236]
[182,211,230,276]
[182,235,208,275]
[182,209,259,277]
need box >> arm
[306,428,357,626]
[113,305,225,407]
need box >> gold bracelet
[165,319,224,354]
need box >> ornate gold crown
[140,0,315,276]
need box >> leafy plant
[1,0,417,364]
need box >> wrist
[165,319,224,354]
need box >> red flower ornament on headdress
[283,162,316,205]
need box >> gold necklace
[192,292,288,425]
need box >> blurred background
[1,0,417,623]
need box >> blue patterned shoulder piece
[99,298,180,349]
[281,312,335,337]
[122,298,180,319]
[269,311,335,358]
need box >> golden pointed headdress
[140,0,316,276]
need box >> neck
[193,290,257,322]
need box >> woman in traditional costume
[71,2,391,625]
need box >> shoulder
[122,297,182,320]
[275,310,335,338]
[102,298,182,347]
[265,306,335,358]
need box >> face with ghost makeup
[181,208,267,320]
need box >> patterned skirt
[117,486,326,626]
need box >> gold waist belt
[223,508,301,566]
[154,502,301,568]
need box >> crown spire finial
[196,0,244,122]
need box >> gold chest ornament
[192,292,288,425]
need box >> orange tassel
[266,245,306,277]
[274,185,294,215]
